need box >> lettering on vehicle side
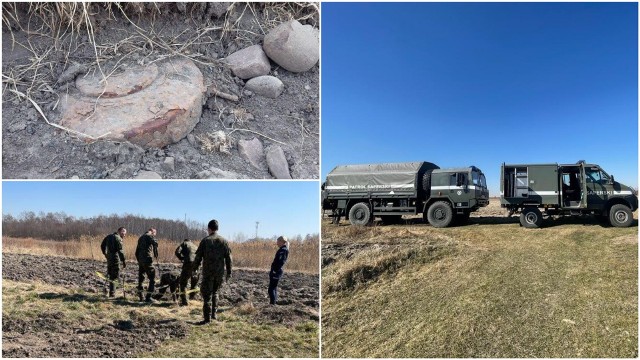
[588,190,613,196]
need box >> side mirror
[456,174,466,187]
[609,175,615,185]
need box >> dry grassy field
[3,236,319,273]
[322,200,638,357]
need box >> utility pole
[255,221,259,240]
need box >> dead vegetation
[322,206,638,357]
[3,235,319,273]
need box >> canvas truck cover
[325,162,439,194]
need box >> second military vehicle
[322,161,489,227]
[500,161,638,228]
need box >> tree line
[2,211,207,241]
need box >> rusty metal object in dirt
[58,58,205,148]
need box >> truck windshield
[586,167,610,184]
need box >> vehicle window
[480,174,487,188]
[472,171,480,186]
[450,174,457,186]
[586,168,602,183]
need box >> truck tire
[520,207,542,228]
[349,202,372,226]
[609,204,633,228]
[381,215,402,225]
[427,201,454,228]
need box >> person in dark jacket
[100,227,127,297]
[135,228,158,302]
[268,236,289,305]
[175,238,199,306]
[193,219,232,323]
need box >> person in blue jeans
[268,236,289,305]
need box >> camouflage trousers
[201,275,224,320]
[179,262,199,304]
[137,262,156,300]
[107,261,121,296]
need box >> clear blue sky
[2,181,320,240]
[321,2,638,195]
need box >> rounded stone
[134,170,162,179]
[224,45,271,80]
[245,76,284,99]
[58,58,205,148]
[263,20,319,73]
[266,145,291,179]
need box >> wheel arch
[603,197,634,216]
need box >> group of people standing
[100,219,289,324]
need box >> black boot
[145,293,157,303]
[199,305,211,324]
[109,282,115,298]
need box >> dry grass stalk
[3,235,319,274]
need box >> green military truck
[322,161,489,227]
[501,161,638,228]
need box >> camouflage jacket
[175,240,197,263]
[135,233,158,264]
[193,233,232,279]
[100,233,125,264]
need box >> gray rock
[263,20,319,73]
[224,45,271,80]
[57,62,88,84]
[238,138,266,170]
[245,76,284,99]
[266,146,291,179]
[134,170,162,179]
[207,2,231,18]
[162,157,175,172]
[194,168,245,179]
[109,163,139,179]
[7,120,27,133]
[70,175,80,180]
[187,134,197,147]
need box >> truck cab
[501,161,637,228]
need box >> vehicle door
[449,171,470,208]
[578,162,588,208]
[585,166,607,210]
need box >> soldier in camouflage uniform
[100,227,127,298]
[193,220,232,323]
[135,228,159,302]
[175,238,199,306]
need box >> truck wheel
[381,215,402,225]
[349,203,372,226]
[609,204,633,228]
[427,201,454,228]
[520,208,542,228]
